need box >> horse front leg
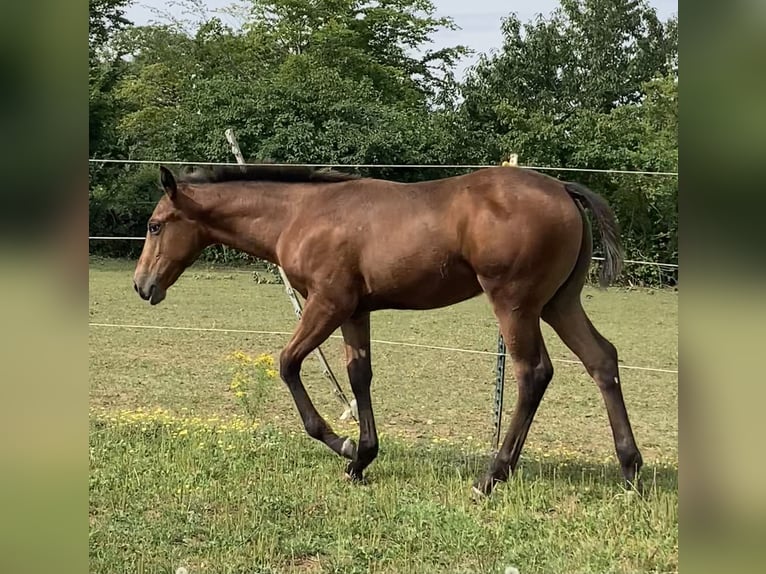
[279,295,357,460]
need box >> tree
[89,0,132,65]
[112,0,469,164]
[239,0,467,102]
[90,0,132,158]
[462,0,676,158]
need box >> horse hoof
[343,471,365,484]
[471,485,488,499]
[620,453,643,490]
[344,464,365,484]
[472,475,497,498]
[340,437,357,459]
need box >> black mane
[177,163,360,184]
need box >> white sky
[124,0,678,77]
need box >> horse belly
[359,259,482,311]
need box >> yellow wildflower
[265,368,278,379]
[228,350,252,363]
[254,354,275,368]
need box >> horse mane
[177,163,360,185]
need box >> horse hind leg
[542,296,643,485]
[340,312,380,482]
[473,288,554,496]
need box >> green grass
[89,258,678,573]
[90,415,677,574]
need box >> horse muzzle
[134,279,167,306]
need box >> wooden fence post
[492,153,518,450]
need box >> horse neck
[197,183,293,264]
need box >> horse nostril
[134,281,151,301]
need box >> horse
[133,163,642,496]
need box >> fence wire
[88,322,678,375]
[88,158,678,177]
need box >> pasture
[89,258,678,573]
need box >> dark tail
[564,182,624,287]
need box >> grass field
[89,258,678,573]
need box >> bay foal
[133,164,642,495]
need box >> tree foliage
[89,0,678,285]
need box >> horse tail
[564,182,624,287]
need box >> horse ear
[159,166,177,199]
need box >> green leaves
[104,0,466,163]
[89,0,132,64]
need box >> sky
[123,0,678,77]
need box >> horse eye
[148,222,162,235]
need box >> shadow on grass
[90,418,677,495]
[224,425,679,495]
[371,439,678,495]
